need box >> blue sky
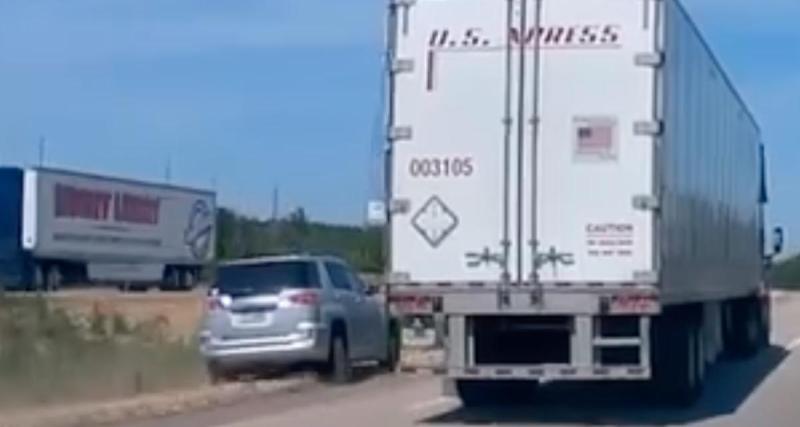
[0,1,798,246]
[0,0,386,223]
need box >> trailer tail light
[287,291,320,306]
[602,293,659,315]
[389,294,441,313]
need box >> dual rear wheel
[653,296,769,406]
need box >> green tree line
[770,255,800,289]
[215,207,384,273]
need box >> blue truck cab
[0,167,34,289]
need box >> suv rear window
[215,261,319,296]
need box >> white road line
[786,336,800,351]
[406,396,457,412]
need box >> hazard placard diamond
[412,196,459,248]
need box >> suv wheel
[327,334,353,384]
[207,363,236,385]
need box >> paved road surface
[120,293,800,427]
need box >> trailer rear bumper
[388,283,661,316]
[398,308,655,383]
[444,365,651,381]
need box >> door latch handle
[535,246,575,270]
[466,247,505,268]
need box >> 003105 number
[409,157,474,178]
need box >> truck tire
[456,380,493,407]
[160,268,180,292]
[181,270,197,291]
[33,265,45,292]
[47,266,62,291]
[35,265,61,292]
[758,295,771,348]
[725,296,767,358]
[652,309,703,406]
[160,268,196,292]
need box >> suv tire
[327,334,353,384]
[207,363,236,385]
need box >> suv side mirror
[773,227,785,256]
[365,284,381,296]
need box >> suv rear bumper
[200,328,329,368]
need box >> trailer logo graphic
[184,200,213,260]
[412,196,459,248]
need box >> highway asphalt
[118,292,800,427]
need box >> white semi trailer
[0,167,216,291]
[384,0,783,405]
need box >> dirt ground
[45,289,206,340]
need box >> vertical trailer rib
[501,0,514,289]
[384,0,400,280]
[529,0,543,296]
[515,0,528,287]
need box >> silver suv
[200,255,398,383]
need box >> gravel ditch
[1,376,316,427]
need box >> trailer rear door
[530,0,658,284]
[390,0,658,286]
[391,0,513,284]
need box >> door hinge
[633,195,660,212]
[390,58,415,74]
[389,126,413,141]
[390,198,411,214]
[634,52,664,68]
[391,0,416,36]
[634,120,663,136]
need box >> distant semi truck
[384,0,783,406]
[0,167,216,291]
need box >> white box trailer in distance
[0,167,216,291]
[384,0,783,405]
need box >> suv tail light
[287,290,320,306]
[207,294,232,311]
